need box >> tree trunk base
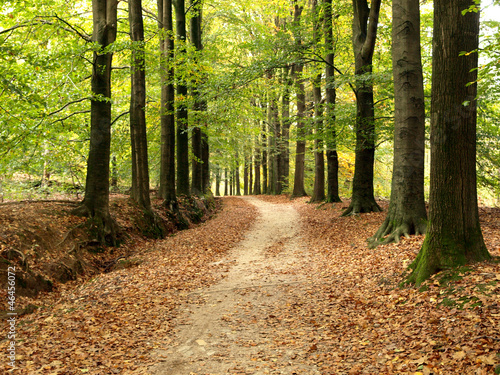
[341,197,381,216]
[71,204,120,246]
[163,199,189,230]
[325,196,342,204]
[368,213,427,249]
[403,235,491,287]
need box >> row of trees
[1,0,498,283]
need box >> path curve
[150,196,319,375]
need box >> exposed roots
[368,215,427,249]
[163,199,189,230]
[139,207,166,239]
[71,204,120,246]
[341,199,382,217]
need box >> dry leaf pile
[0,197,256,374]
[252,195,500,374]
[1,195,499,374]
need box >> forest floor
[1,195,499,374]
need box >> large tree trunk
[129,0,151,209]
[291,2,307,198]
[130,0,163,237]
[368,0,427,247]
[158,0,176,204]
[73,0,119,245]
[324,0,341,203]
[310,0,325,203]
[190,0,204,195]
[310,75,325,202]
[174,0,190,196]
[406,0,490,286]
[342,0,382,215]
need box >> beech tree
[190,0,206,195]
[291,1,308,198]
[158,0,177,205]
[310,0,325,203]
[73,0,119,245]
[342,0,382,215]
[407,0,491,285]
[174,0,190,196]
[368,0,427,247]
[324,0,341,203]
[129,0,151,210]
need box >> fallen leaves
[1,195,499,374]
[0,197,257,374]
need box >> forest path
[150,196,320,375]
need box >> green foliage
[0,0,499,204]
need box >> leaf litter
[0,195,499,374]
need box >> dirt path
[150,196,319,375]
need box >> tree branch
[361,0,382,61]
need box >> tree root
[71,204,120,246]
[368,214,427,249]
[341,199,382,217]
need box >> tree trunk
[235,153,241,196]
[261,112,268,195]
[73,0,119,245]
[310,0,325,203]
[215,166,221,196]
[342,0,382,215]
[244,158,249,195]
[406,0,490,286]
[174,0,190,196]
[190,0,204,195]
[129,0,151,209]
[310,75,325,202]
[369,0,427,247]
[281,67,291,192]
[253,138,261,195]
[158,0,176,204]
[249,155,253,195]
[324,0,341,203]
[224,168,229,196]
[291,2,307,198]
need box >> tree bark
[406,0,490,286]
[253,137,261,195]
[324,0,341,203]
[158,0,176,204]
[244,158,249,195]
[190,0,204,195]
[174,0,190,196]
[310,0,325,203]
[369,0,427,247]
[129,0,151,209]
[73,0,119,245]
[215,166,221,196]
[249,156,253,195]
[281,67,291,192]
[261,109,268,195]
[224,168,229,196]
[291,2,307,198]
[342,0,382,215]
